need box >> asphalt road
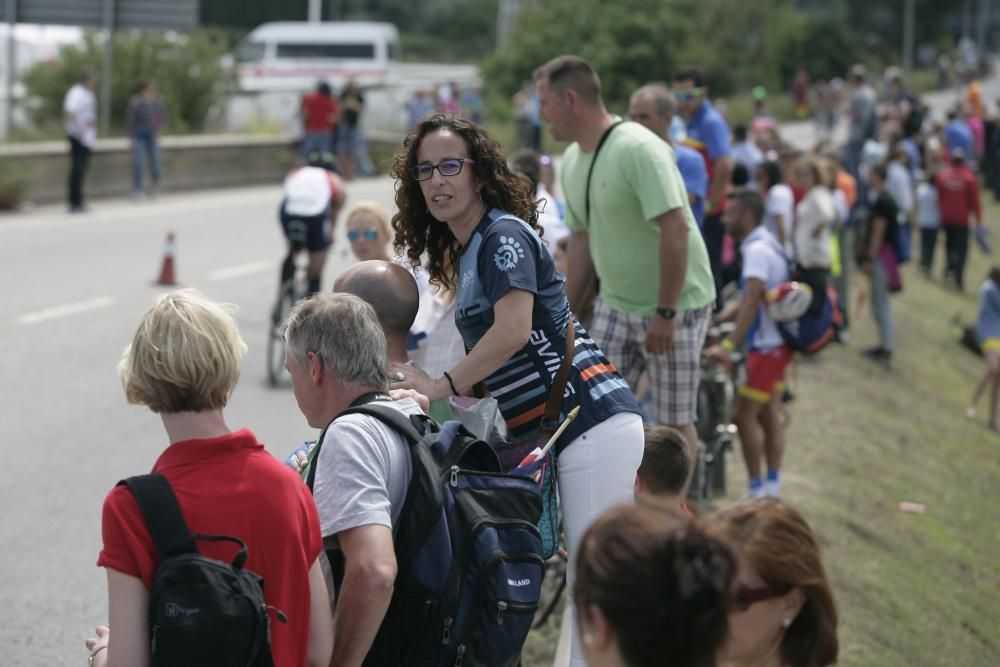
[0,177,398,665]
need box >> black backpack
[119,474,282,667]
[305,404,545,667]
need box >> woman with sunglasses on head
[344,200,393,262]
[574,504,735,667]
[707,498,839,667]
[389,114,644,667]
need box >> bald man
[333,260,420,364]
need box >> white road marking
[208,260,273,281]
[16,296,115,325]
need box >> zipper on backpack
[442,616,453,644]
[449,465,459,487]
[497,600,508,624]
[264,604,288,623]
[454,644,466,666]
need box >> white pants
[556,410,645,667]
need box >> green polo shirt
[561,120,715,316]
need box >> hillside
[524,199,1000,666]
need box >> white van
[236,22,402,92]
[229,21,480,134]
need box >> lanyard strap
[585,120,625,223]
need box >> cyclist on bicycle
[278,151,347,299]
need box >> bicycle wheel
[267,282,294,386]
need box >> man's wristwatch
[656,307,677,320]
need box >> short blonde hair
[119,289,248,414]
[346,200,391,237]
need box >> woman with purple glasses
[389,114,644,667]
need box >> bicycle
[690,323,743,508]
[267,221,310,387]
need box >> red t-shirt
[98,429,323,667]
[301,92,338,133]
[935,165,981,227]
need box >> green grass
[521,201,1000,666]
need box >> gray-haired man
[283,292,421,666]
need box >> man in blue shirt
[628,83,709,229]
[674,66,733,301]
[944,108,974,168]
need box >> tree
[21,30,233,134]
[484,0,809,112]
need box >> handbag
[493,319,576,559]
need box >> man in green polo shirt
[534,55,715,483]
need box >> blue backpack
[306,404,545,667]
[777,284,839,353]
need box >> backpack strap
[337,403,430,445]
[117,474,197,560]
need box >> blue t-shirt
[944,120,973,158]
[675,143,709,229]
[454,208,640,449]
[977,279,1000,342]
[683,99,731,172]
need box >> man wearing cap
[935,147,983,290]
[673,66,733,304]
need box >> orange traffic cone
[156,232,177,286]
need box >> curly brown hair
[390,114,541,290]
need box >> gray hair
[282,293,389,389]
[632,82,676,117]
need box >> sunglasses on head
[411,158,475,181]
[731,584,786,612]
[347,228,380,242]
[675,87,705,102]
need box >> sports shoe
[862,347,892,362]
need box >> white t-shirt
[886,160,914,217]
[793,186,837,268]
[915,182,940,229]
[409,287,466,378]
[282,166,333,216]
[536,183,569,252]
[312,397,422,604]
[63,83,97,147]
[763,184,795,253]
[740,226,789,351]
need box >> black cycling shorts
[279,203,331,252]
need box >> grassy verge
[522,199,1000,666]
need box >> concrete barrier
[0,130,402,206]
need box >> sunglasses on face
[675,87,705,102]
[731,584,786,612]
[411,158,475,181]
[347,228,380,242]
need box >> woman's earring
[782,618,793,629]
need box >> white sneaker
[764,480,781,497]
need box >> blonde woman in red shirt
[84,290,333,667]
